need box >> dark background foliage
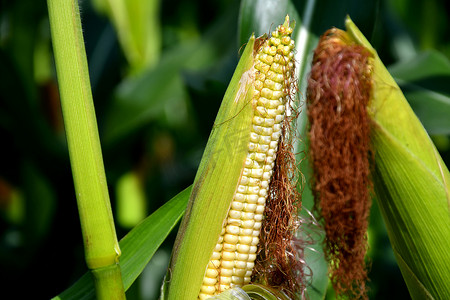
[0,0,449,299]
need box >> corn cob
[198,17,295,299]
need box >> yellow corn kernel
[198,15,295,299]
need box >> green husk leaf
[210,287,251,300]
[242,284,290,300]
[393,250,435,300]
[346,17,450,299]
[164,34,258,300]
[210,285,288,300]
[206,284,287,300]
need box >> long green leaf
[53,186,191,300]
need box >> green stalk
[47,0,125,298]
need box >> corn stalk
[47,0,125,298]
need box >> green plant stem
[92,265,126,300]
[47,0,125,298]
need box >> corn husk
[162,34,258,300]
[346,17,450,299]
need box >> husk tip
[344,16,375,55]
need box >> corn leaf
[52,186,191,300]
[163,34,258,300]
[346,17,450,299]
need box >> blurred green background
[1,0,449,299]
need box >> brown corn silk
[253,66,306,297]
[307,28,373,298]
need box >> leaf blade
[53,186,191,300]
